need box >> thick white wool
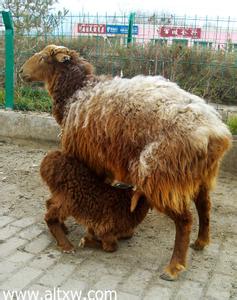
[66,75,231,177]
[71,75,229,134]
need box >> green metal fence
[2,11,14,110]
[1,12,237,110]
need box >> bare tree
[2,0,68,36]
[2,0,68,84]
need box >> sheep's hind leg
[79,227,102,249]
[160,208,192,281]
[45,208,75,253]
[191,185,211,250]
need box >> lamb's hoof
[190,241,206,251]
[119,234,133,240]
[62,246,76,254]
[79,237,85,248]
[102,243,118,252]
[160,272,177,281]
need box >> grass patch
[227,116,237,135]
[0,86,52,112]
[0,89,4,109]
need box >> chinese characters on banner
[77,24,106,34]
[76,23,202,40]
[106,25,138,35]
[159,26,201,39]
[77,23,138,35]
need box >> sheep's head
[20,45,79,82]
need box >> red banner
[77,23,106,34]
[159,26,201,39]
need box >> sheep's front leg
[160,208,192,281]
[45,209,75,253]
[191,185,211,250]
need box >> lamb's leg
[46,198,69,235]
[118,228,134,240]
[160,208,192,281]
[79,227,102,249]
[100,233,118,252]
[61,223,69,234]
[45,208,75,253]
[191,185,211,250]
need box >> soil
[0,137,237,291]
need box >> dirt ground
[0,137,237,299]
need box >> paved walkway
[0,139,237,300]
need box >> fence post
[127,12,135,47]
[2,11,14,110]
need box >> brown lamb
[40,150,149,253]
[22,45,232,280]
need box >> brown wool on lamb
[40,150,149,253]
[22,45,232,280]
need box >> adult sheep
[21,45,232,280]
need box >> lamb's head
[21,44,92,83]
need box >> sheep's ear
[54,52,71,63]
[49,46,71,63]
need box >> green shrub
[227,116,237,135]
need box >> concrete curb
[0,109,236,174]
[0,109,60,143]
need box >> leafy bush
[227,116,237,135]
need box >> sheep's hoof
[79,237,85,248]
[160,272,177,281]
[160,264,185,281]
